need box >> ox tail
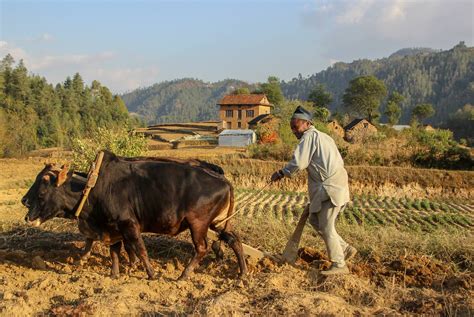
[224,184,234,231]
[210,182,234,233]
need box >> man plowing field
[271,106,357,275]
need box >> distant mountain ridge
[121,78,257,124]
[388,47,440,59]
[122,42,473,125]
[281,42,473,124]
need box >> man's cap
[291,106,313,122]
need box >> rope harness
[74,151,104,218]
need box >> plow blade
[208,230,278,261]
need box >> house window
[225,110,233,118]
[238,110,242,119]
[238,122,242,128]
[246,110,254,118]
[363,123,368,128]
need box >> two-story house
[217,94,273,129]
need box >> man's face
[290,118,311,139]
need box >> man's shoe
[344,245,358,262]
[320,264,349,276]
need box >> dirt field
[0,157,473,315]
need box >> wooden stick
[280,205,309,264]
[208,230,277,261]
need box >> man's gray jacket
[282,126,350,213]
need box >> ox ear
[56,164,70,187]
[42,174,51,183]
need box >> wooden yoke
[75,151,105,218]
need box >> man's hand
[271,170,284,182]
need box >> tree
[384,92,405,125]
[308,84,333,108]
[313,107,330,122]
[232,87,250,95]
[412,103,435,124]
[446,104,474,144]
[342,75,387,122]
[0,56,132,157]
[259,76,284,106]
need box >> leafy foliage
[282,42,474,125]
[255,76,285,106]
[384,92,405,125]
[343,75,387,122]
[407,128,471,169]
[0,54,133,157]
[446,104,474,145]
[411,103,435,124]
[308,84,333,108]
[71,127,147,172]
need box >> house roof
[248,113,271,125]
[344,118,377,131]
[344,119,366,130]
[217,94,273,106]
[380,124,410,131]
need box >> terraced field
[235,189,474,232]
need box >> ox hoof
[178,273,190,281]
[147,274,155,280]
[211,241,224,261]
[74,259,86,266]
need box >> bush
[407,128,472,170]
[72,127,147,172]
[255,121,279,144]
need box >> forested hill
[281,42,474,124]
[0,54,131,157]
[121,79,256,124]
[121,43,472,125]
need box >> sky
[1,0,473,94]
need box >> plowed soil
[0,157,473,315]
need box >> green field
[235,189,474,232]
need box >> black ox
[21,151,247,279]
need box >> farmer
[271,106,357,275]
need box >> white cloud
[86,66,159,93]
[335,0,375,25]
[39,33,54,42]
[0,41,157,93]
[0,41,29,62]
[31,51,116,70]
[303,0,473,61]
[383,0,407,22]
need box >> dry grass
[1,156,472,315]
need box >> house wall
[219,105,272,129]
[345,120,378,143]
[327,121,344,138]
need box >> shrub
[72,127,147,172]
[407,128,472,169]
[255,121,279,144]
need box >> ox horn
[56,164,70,187]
